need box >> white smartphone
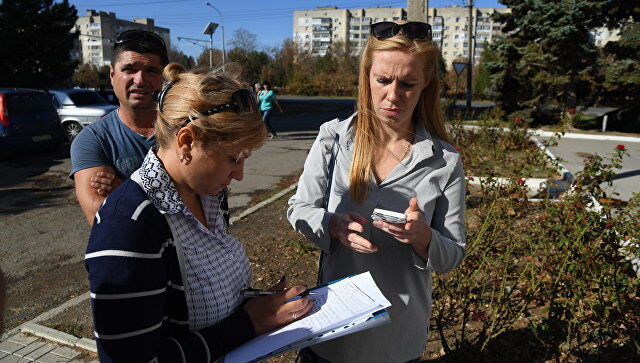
[371,208,407,224]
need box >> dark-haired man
[70,30,168,225]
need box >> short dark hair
[111,37,169,67]
[261,80,271,89]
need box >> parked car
[48,89,117,142]
[0,88,64,154]
[98,89,119,105]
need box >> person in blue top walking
[257,80,283,138]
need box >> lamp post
[204,2,225,70]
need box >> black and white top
[86,149,255,363]
[133,150,252,330]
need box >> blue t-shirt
[70,110,156,180]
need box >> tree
[228,28,258,56]
[0,0,78,88]
[473,41,496,99]
[196,48,223,68]
[168,44,195,69]
[488,0,604,112]
[72,63,99,88]
[228,48,270,84]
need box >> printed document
[224,271,391,363]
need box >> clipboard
[224,272,391,363]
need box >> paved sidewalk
[0,332,92,362]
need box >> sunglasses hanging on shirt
[370,22,432,41]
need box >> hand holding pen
[241,275,315,335]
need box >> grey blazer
[287,113,466,363]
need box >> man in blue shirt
[70,30,168,225]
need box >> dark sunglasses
[115,30,166,49]
[370,22,432,40]
[154,84,258,130]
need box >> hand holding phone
[371,208,407,224]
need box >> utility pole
[466,0,474,110]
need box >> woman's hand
[372,198,432,258]
[90,171,123,196]
[329,212,378,253]
[242,277,314,335]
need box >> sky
[69,0,505,58]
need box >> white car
[48,89,118,142]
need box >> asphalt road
[548,137,640,200]
[0,97,353,331]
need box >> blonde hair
[350,28,450,202]
[155,63,266,152]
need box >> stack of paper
[224,271,391,363]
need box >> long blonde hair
[155,63,266,152]
[350,29,449,202]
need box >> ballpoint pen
[239,288,317,298]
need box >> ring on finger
[290,311,297,320]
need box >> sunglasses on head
[115,30,167,49]
[370,22,432,40]
[153,83,258,131]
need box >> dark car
[0,88,64,154]
[98,89,119,106]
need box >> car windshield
[7,93,54,114]
[68,91,108,106]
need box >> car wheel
[63,122,83,143]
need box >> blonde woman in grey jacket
[287,21,466,363]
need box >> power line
[75,0,196,8]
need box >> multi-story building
[428,6,510,66]
[74,10,170,67]
[293,6,407,57]
[591,27,620,47]
[293,5,509,67]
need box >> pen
[240,288,317,298]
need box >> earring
[179,152,191,165]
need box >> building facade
[75,10,170,67]
[293,5,509,68]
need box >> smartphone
[371,208,407,224]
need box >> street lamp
[202,23,219,69]
[204,2,226,70]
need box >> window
[445,26,449,30]
[361,40,367,46]
[456,17,460,22]
[453,51,458,56]
[334,34,338,38]
[335,26,339,30]
[393,17,399,21]
[463,51,468,56]
[361,24,369,30]
[463,42,468,47]
[454,34,459,39]
[383,18,387,21]
[455,26,460,30]
[454,43,458,47]
[444,51,448,55]
[374,18,379,22]
[444,43,448,47]
[350,25,360,31]
[90,23,100,28]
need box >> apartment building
[293,5,509,67]
[75,10,170,66]
[293,6,407,57]
[428,6,510,66]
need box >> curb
[230,182,298,225]
[460,124,640,143]
[20,322,97,353]
[2,182,302,351]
